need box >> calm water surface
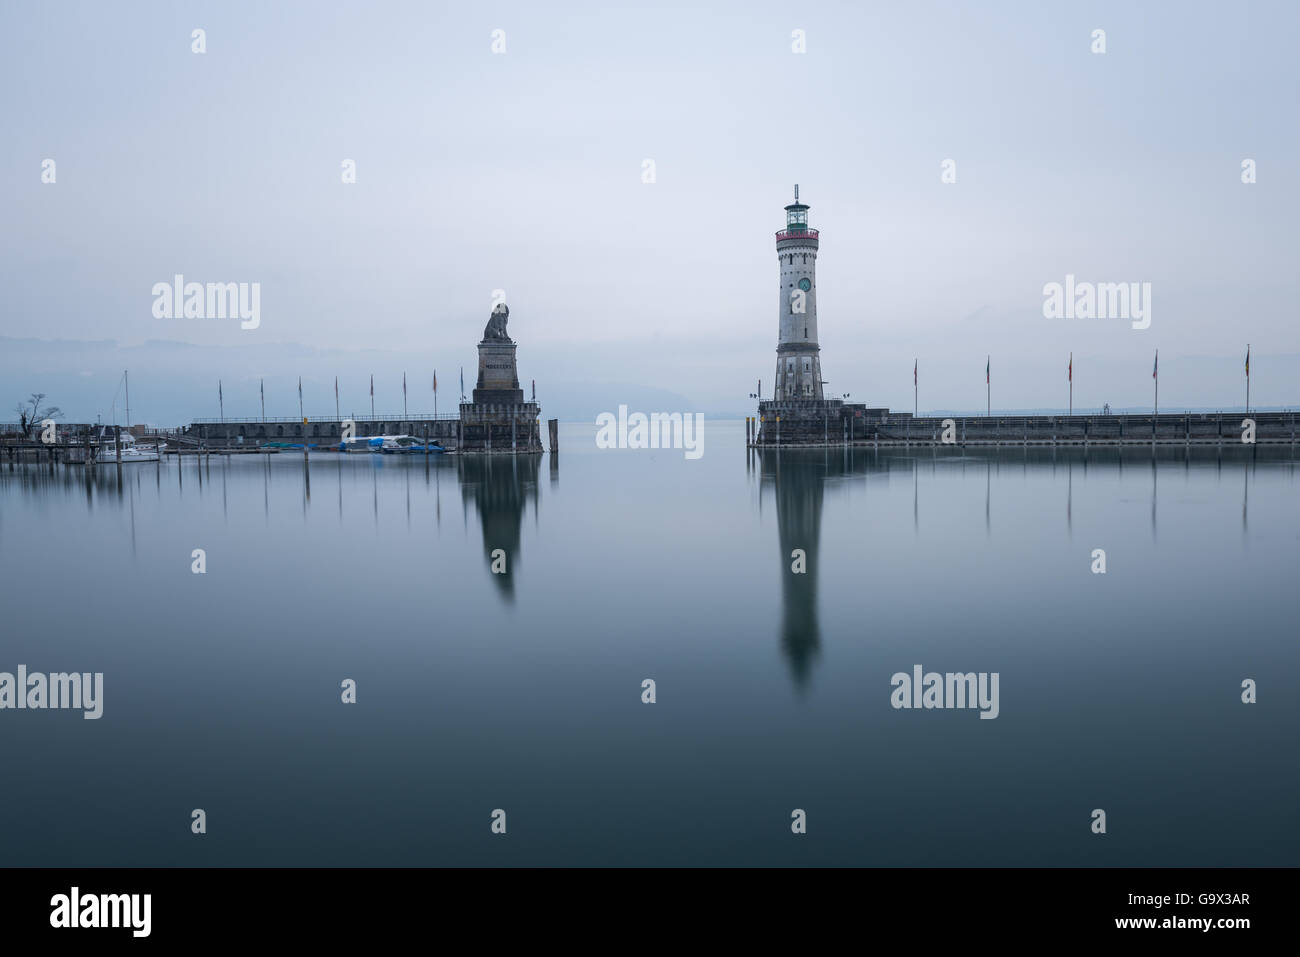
[2,422,1297,865]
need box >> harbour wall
[186,416,461,448]
[185,410,546,453]
[458,402,544,453]
[752,402,1298,447]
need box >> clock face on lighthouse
[798,278,811,292]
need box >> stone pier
[186,416,459,449]
[754,403,1298,447]
[457,302,543,454]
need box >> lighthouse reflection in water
[0,424,1296,866]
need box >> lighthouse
[754,186,865,447]
[774,185,823,401]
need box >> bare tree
[14,394,62,437]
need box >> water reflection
[755,444,1293,690]
[757,449,850,689]
[1151,455,1158,541]
[757,447,912,686]
[458,455,543,603]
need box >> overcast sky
[3,0,1297,423]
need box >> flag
[986,356,990,384]
[914,359,917,385]
[1245,345,1250,377]
[403,372,407,398]
[1153,350,1158,380]
[298,376,302,399]
[370,374,374,397]
[433,371,437,393]
[260,379,264,401]
[219,380,223,401]
[334,376,338,400]
[1068,353,1072,382]
[460,367,464,396]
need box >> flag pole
[335,376,340,421]
[1068,352,1072,416]
[433,370,438,417]
[298,377,307,463]
[1153,349,1158,416]
[914,359,917,416]
[260,378,265,422]
[986,355,990,416]
[1245,344,1250,413]
[403,372,408,418]
[219,380,224,424]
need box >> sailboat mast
[124,370,130,427]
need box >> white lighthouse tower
[774,185,823,401]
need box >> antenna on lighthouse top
[794,184,799,203]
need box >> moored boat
[338,436,385,453]
[380,435,444,453]
[94,429,160,463]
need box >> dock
[747,405,1299,448]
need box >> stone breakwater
[185,410,544,454]
[751,401,1298,447]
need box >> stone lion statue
[483,302,510,340]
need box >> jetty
[747,404,1298,448]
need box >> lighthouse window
[804,326,807,337]
[802,254,808,264]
